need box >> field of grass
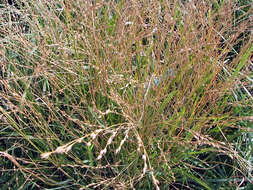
[0,0,252,189]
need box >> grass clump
[0,0,252,189]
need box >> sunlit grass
[0,0,252,189]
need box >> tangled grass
[0,0,252,189]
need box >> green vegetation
[0,0,252,189]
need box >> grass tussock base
[0,0,252,189]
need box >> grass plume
[0,0,252,189]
